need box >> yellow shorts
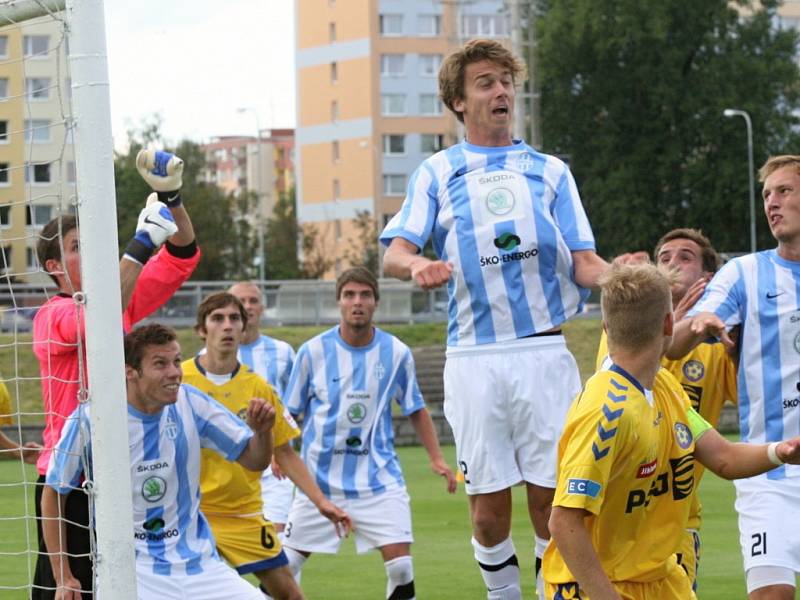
[204,513,288,575]
[676,529,700,592]
[546,565,695,599]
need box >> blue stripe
[596,423,617,441]
[264,337,279,389]
[608,364,644,395]
[378,336,404,488]
[602,404,624,422]
[609,379,628,391]
[46,407,89,493]
[342,426,362,499]
[494,219,535,336]
[606,390,627,404]
[239,343,254,373]
[315,332,342,496]
[142,409,168,572]
[235,549,289,574]
[173,404,206,574]
[592,443,610,460]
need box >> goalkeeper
[31,150,200,600]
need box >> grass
[0,447,746,599]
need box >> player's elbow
[547,507,572,547]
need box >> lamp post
[723,108,756,253]
[237,107,265,282]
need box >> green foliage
[343,209,380,275]
[537,0,800,256]
[264,188,302,279]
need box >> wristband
[767,442,784,466]
[123,238,154,266]
[157,190,182,208]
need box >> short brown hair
[124,323,178,371]
[653,228,721,274]
[37,214,77,284]
[758,155,800,182]
[599,264,672,351]
[439,38,526,124]
[194,292,248,333]
[336,266,379,301]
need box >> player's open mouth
[492,106,508,116]
[164,383,179,391]
[769,214,782,227]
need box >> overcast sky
[103,0,296,146]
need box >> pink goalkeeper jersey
[33,245,200,474]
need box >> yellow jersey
[543,365,711,585]
[181,357,300,516]
[0,379,11,427]
[596,331,736,529]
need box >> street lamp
[723,108,756,253]
[237,107,265,282]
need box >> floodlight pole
[238,107,265,283]
[723,108,757,253]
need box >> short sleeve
[394,348,425,416]
[284,345,312,416]
[688,259,745,328]
[379,161,438,251]
[184,386,252,461]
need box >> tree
[536,0,800,256]
[300,223,335,279]
[342,210,379,275]
[264,188,302,279]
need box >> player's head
[124,323,182,410]
[599,263,673,355]
[195,292,247,351]
[759,155,800,244]
[439,38,525,130]
[37,214,80,291]
[336,267,379,329]
[228,281,262,332]
[654,228,720,303]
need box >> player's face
[229,283,262,331]
[201,304,245,354]
[453,60,515,145]
[763,165,800,245]
[656,238,709,302]
[338,282,377,329]
[126,341,182,410]
[46,228,82,292]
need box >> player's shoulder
[374,326,411,353]
[180,357,204,380]
[575,368,641,417]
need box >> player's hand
[246,398,276,434]
[777,438,800,464]
[410,257,453,290]
[136,149,183,193]
[689,311,733,348]
[21,441,42,465]
[270,456,285,480]
[612,251,650,265]
[54,573,82,600]
[134,201,178,249]
[673,277,708,322]
[317,498,352,538]
[431,457,458,494]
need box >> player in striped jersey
[545,264,800,600]
[381,39,610,598]
[282,268,456,600]
[595,228,737,591]
[41,324,272,600]
[670,155,800,599]
[229,282,297,536]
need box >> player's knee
[385,556,414,600]
[471,509,508,544]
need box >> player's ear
[125,364,138,382]
[44,257,62,274]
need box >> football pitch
[0,446,745,598]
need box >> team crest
[682,360,705,382]
[485,188,515,216]
[514,152,534,173]
[373,362,386,380]
[142,476,167,502]
[163,416,178,440]
[237,407,248,420]
[553,582,583,599]
[347,402,367,424]
[674,422,693,450]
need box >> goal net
[0,1,135,597]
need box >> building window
[26,247,37,268]
[380,54,405,77]
[25,119,51,143]
[0,246,11,272]
[419,94,443,116]
[332,140,340,162]
[379,14,403,36]
[0,205,10,228]
[382,134,405,156]
[383,174,406,196]
[26,77,50,100]
[460,14,508,38]
[0,121,7,143]
[0,163,9,185]
[419,54,442,77]
[329,22,336,42]
[418,15,441,36]
[421,134,445,154]
[0,78,8,101]
[26,204,52,227]
[67,161,76,183]
[25,163,51,184]
[0,36,7,58]
[331,100,339,121]
[330,61,338,84]
[381,94,406,116]
[333,178,340,201]
[23,35,49,57]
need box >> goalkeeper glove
[136,148,184,207]
[123,201,178,265]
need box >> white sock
[384,555,415,599]
[472,537,522,600]
[284,546,307,585]
[535,536,549,598]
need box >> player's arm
[41,486,82,599]
[571,250,610,289]
[273,443,352,536]
[549,506,622,600]
[236,399,276,471]
[666,311,733,360]
[695,426,800,479]
[0,431,41,464]
[408,407,457,493]
[383,237,453,290]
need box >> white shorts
[136,557,263,600]
[443,335,579,495]
[261,467,295,524]
[735,477,800,575]
[283,487,413,555]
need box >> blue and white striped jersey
[380,140,596,347]
[45,384,253,576]
[284,326,424,499]
[238,334,295,399]
[689,250,800,481]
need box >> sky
[103,0,296,146]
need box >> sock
[535,536,548,598]
[284,546,307,585]
[472,537,522,600]
[385,556,415,599]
